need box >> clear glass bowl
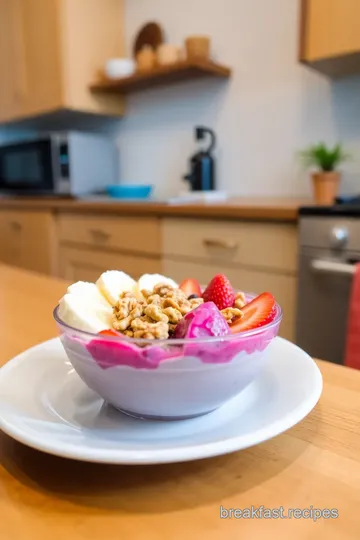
[53,300,282,421]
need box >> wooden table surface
[0,264,359,539]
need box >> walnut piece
[146,294,162,306]
[114,295,138,319]
[140,289,152,299]
[163,306,182,324]
[153,283,175,297]
[133,320,169,340]
[221,307,243,323]
[144,304,169,323]
[113,314,132,332]
[112,293,145,332]
[234,292,246,309]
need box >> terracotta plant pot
[311,171,340,205]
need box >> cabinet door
[162,259,297,342]
[59,246,161,283]
[304,0,360,60]
[0,211,57,274]
[60,0,125,114]
[0,0,24,121]
[18,0,63,117]
[0,212,19,266]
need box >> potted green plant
[300,143,350,205]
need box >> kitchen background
[2,0,360,199]
[1,0,360,367]
[119,0,360,198]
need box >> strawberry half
[179,278,202,298]
[230,292,276,333]
[99,329,121,337]
[202,274,235,310]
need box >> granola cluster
[112,283,246,339]
[112,283,204,339]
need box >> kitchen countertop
[0,264,359,539]
[0,197,313,222]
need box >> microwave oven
[0,132,118,196]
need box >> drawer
[59,246,161,283]
[57,214,161,255]
[163,218,297,273]
[163,259,297,342]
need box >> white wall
[118,0,360,199]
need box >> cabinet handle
[10,221,22,232]
[203,238,238,250]
[89,228,110,242]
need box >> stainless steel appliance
[0,132,118,196]
[297,206,360,364]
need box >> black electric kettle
[183,126,216,191]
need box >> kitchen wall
[118,0,360,199]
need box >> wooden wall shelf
[90,59,231,94]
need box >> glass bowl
[53,300,282,421]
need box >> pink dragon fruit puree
[78,301,280,371]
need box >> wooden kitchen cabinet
[57,214,161,256]
[0,210,57,274]
[0,0,124,122]
[57,213,162,281]
[162,218,297,272]
[0,0,23,121]
[300,0,360,77]
[59,246,161,282]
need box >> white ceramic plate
[0,337,322,464]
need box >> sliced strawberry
[230,292,276,333]
[99,329,121,337]
[179,278,202,298]
[202,274,235,310]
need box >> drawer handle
[10,221,22,232]
[203,238,238,250]
[311,259,355,276]
[89,228,110,242]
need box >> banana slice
[58,294,112,333]
[137,274,178,297]
[67,281,112,309]
[96,270,137,306]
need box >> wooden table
[0,264,359,539]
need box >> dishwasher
[296,206,360,365]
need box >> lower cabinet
[162,259,296,342]
[59,246,161,282]
[0,208,298,343]
[0,210,57,274]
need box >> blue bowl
[106,185,153,200]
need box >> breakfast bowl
[53,299,282,421]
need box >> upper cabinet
[0,0,125,123]
[299,0,360,77]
